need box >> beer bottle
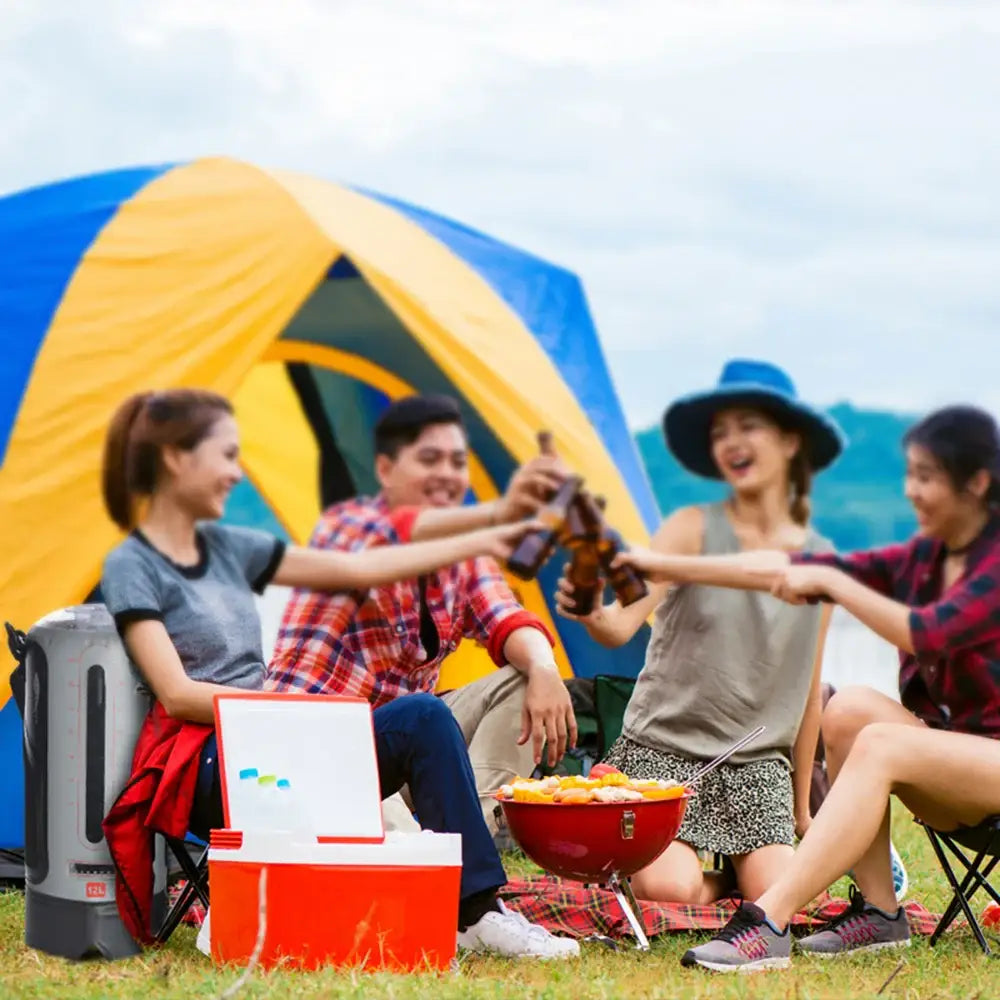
[506,474,582,580]
[560,493,604,616]
[587,494,649,607]
[565,542,602,616]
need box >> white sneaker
[457,900,580,959]
[891,842,909,903]
[195,907,211,957]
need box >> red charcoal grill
[498,726,765,950]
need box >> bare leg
[821,687,923,908]
[756,722,1000,928]
[631,840,729,904]
[730,844,794,901]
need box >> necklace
[945,523,988,558]
[945,538,977,558]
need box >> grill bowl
[499,794,691,882]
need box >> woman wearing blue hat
[557,358,843,905]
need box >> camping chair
[156,834,210,944]
[592,674,638,759]
[920,816,1000,955]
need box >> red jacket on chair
[103,702,213,946]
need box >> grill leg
[607,872,649,951]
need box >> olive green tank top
[621,502,834,767]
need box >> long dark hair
[102,389,233,530]
[788,449,813,526]
[903,405,1000,505]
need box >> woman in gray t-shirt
[100,388,580,958]
[556,359,843,906]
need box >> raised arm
[612,542,792,593]
[270,519,538,592]
[406,455,566,541]
[555,506,704,648]
[776,567,915,652]
[123,620,231,723]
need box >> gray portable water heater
[22,604,166,959]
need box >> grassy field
[1,809,996,1000]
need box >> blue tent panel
[0,701,22,847]
[0,165,175,464]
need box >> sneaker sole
[687,956,792,974]
[800,938,911,958]
[457,944,579,961]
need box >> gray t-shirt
[101,523,285,693]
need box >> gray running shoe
[681,901,791,973]
[797,886,911,956]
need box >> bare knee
[631,866,704,905]
[630,843,710,904]
[844,722,903,774]
[822,686,897,755]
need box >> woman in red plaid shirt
[618,405,1000,972]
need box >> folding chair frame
[921,817,1000,956]
[155,836,210,945]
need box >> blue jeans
[191,693,506,901]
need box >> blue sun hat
[663,359,847,479]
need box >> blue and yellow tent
[0,158,658,848]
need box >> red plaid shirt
[796,512,1000,737]
[264,495,550,707]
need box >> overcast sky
[2,0,998,428]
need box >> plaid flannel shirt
[795,513,1000,736]
[264,495,550,707]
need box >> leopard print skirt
[603,735,794,855]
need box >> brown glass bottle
[506,474,582,580]
[564,542,602,616]
[559,493,604,615]
[586,494,649,607]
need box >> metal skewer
[684,725,767,788]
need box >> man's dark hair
[374,394,465,458]
[904,405,1000,503]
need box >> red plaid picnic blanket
[500,875,940,939]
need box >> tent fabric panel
[232,361,322,544]
[0,701,23,847]
[305,366,383,497]
[360,189,659,531]
[279,277,518,493]
[264,168,650,551]
[0,157,335,704]
[0,164,175,465]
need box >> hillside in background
[635,402,919,552]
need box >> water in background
[255,590,900,701]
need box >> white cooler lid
[214,693,384,842]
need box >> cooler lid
[214,693,385,843]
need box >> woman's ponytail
[789,449,813,526]
[102,393,152,530]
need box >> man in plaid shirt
[266,394,577,834]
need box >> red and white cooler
[205,694,462,971]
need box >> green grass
[1,810,996,999]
